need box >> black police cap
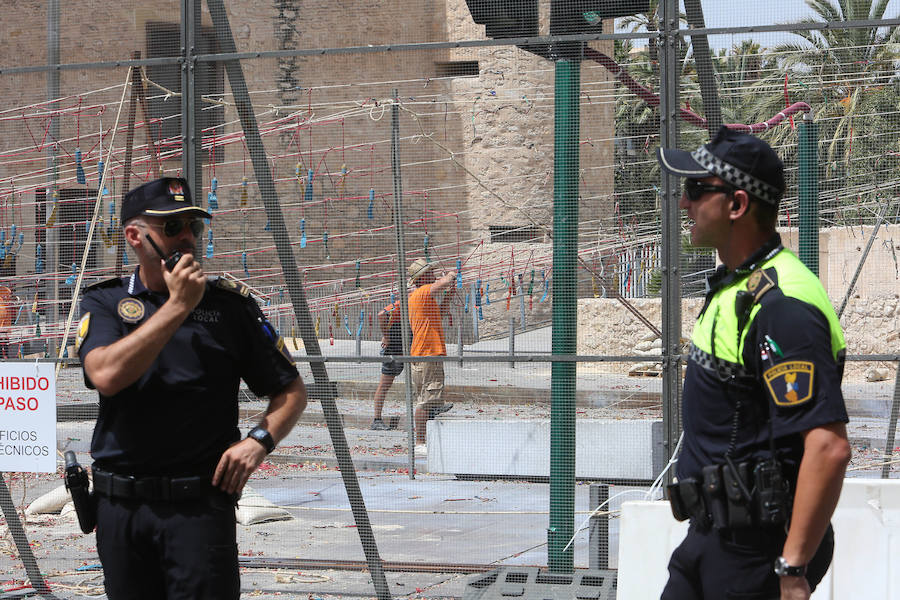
[121,177,211,223]
[657,126,785,205]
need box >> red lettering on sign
[1,396,39,411]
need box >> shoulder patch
[85,277,124,291]
[75,313,90,352]
[763,361,815,407]
[213,277,251,298]
[275,335,294,363]
[746,267,777,303]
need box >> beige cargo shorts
[411,360,444,411]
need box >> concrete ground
[4,326,897,598]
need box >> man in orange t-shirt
[406,258,455,453]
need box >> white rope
[55,69,132,379]
[561,430,684,554]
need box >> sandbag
[25,484,70,515]
[235,486,293,525]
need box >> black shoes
[372,408,449,430]
[427,403,453,420]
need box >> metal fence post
[882,367,900,479]
[659,0,683,486]
[548,50,581,575]
[206,3,391,598]
[798,117,819,274]
[182,0,202,221]
[589,483,610,570]
[509,315,516,369]
[390,89,416,483]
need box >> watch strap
[774,556,806,577]
[247,426,276,454]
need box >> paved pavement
[7,326,896,598]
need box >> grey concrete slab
[236,470,643,598]
[20,333,897,598]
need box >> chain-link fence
[1,0,898,597]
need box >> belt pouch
[666,482,690,521]
[722,462,754,528]
[701,465,728,530]
[753,459,791,526]
[677,478,709,528]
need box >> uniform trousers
[96,491,239,600]
[660,521,833,600]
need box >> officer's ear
[122,221,144,248]
[729,189,751,220]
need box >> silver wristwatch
[773,556,806,577]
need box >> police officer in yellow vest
[657,127,851,600]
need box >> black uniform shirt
[677,236,848,483]
[78,269,299,477]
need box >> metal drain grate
[464,566,616,600]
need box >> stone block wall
[1,0,615,310]
[577,295,898,383]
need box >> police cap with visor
[121,177,212,223]
[657,125,785,206]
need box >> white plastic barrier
[427,419,664,479]
[618,479,900,600]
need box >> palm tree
[619,0,663,79]
[740,0,900,198]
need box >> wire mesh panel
[0,0,898,597]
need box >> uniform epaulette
[745,266,778,304]
[210,276,252,298]
[85,276,124,291]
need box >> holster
[666,478,709,528]
[666,481,690,522]
[64,451,97,534]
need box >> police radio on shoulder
[247,426,275,454]
[773,556,806,577]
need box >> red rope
[583,47,812,133]
[784,74,795,130]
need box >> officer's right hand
[780,575,811,600]
[162,254,206,311]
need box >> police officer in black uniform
[76,177,307,599]
[656,127,851,600]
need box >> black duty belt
[666,459,792,532]
[93,468,213,502]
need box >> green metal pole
[548,55,580,574]
[798,118,819,274]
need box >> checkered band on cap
[691,146,781,205]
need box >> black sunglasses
[683,179,735,202]
[145,218,205,238]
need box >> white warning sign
[0,362,56,473]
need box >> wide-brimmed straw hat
[407,257,435,287]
